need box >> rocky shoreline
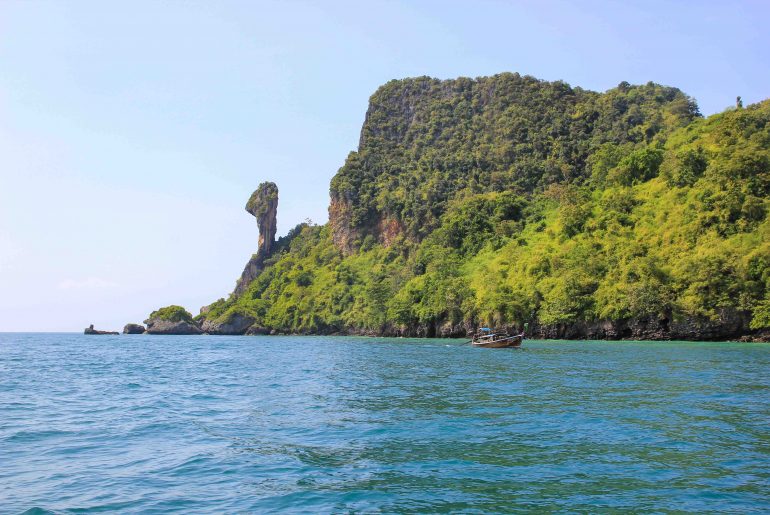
[132,147,768,343]
[124,312,769,342]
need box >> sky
[0,0,768,331]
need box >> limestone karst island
[129,74,770,342]
[6,2,770,513]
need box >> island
[141,74,770,341]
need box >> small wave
[6,429,72,443]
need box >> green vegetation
[331,74,698,241]
[148,305,194,324]
[198,75,768,338]
[246,182,278,218]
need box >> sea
[1,333,769,513]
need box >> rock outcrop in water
[144,305,202,335]
[84,324,119,335]
[122,323,145,334]
[200,312,255,335]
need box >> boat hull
[471,335,523,348]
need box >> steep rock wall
[234,182,278,296]
[328,74,697,254]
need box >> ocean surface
[1,334,769,513]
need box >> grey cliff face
[143,318,202,335]
[233,182,279,297]
[245,182,278,256]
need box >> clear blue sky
[1,0,767,331]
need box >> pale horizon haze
[1,0,768,331]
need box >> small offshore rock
[144,305,202,335]
[123,323,145,334]
[144,319,202,335]
[84,324,119,335]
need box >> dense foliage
[147,305,195,324]
[246,181,278,218]
[331,74,699,241]
[199,77,768,337]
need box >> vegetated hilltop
[165,73,768,340]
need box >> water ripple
[1,334,769,513]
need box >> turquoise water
[1,334,769,513]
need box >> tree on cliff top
[246,182,278,218]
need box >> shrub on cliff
[147,305,194,324]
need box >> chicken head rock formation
[233,182,278,297]
[196,182,280,335]
[246,181,279,257]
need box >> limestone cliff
[328,74,699,254]
[246,182,278,256]
[233,182,278,296]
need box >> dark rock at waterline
[84,324,119,335]
[144,318,202,335]
[123,323,145,334]
[524,309,752,341]
[303,308,756,341]
[246,325,270,335]
[738,330,770,343]
[201,313,255,335]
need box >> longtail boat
[470,324,527,348]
